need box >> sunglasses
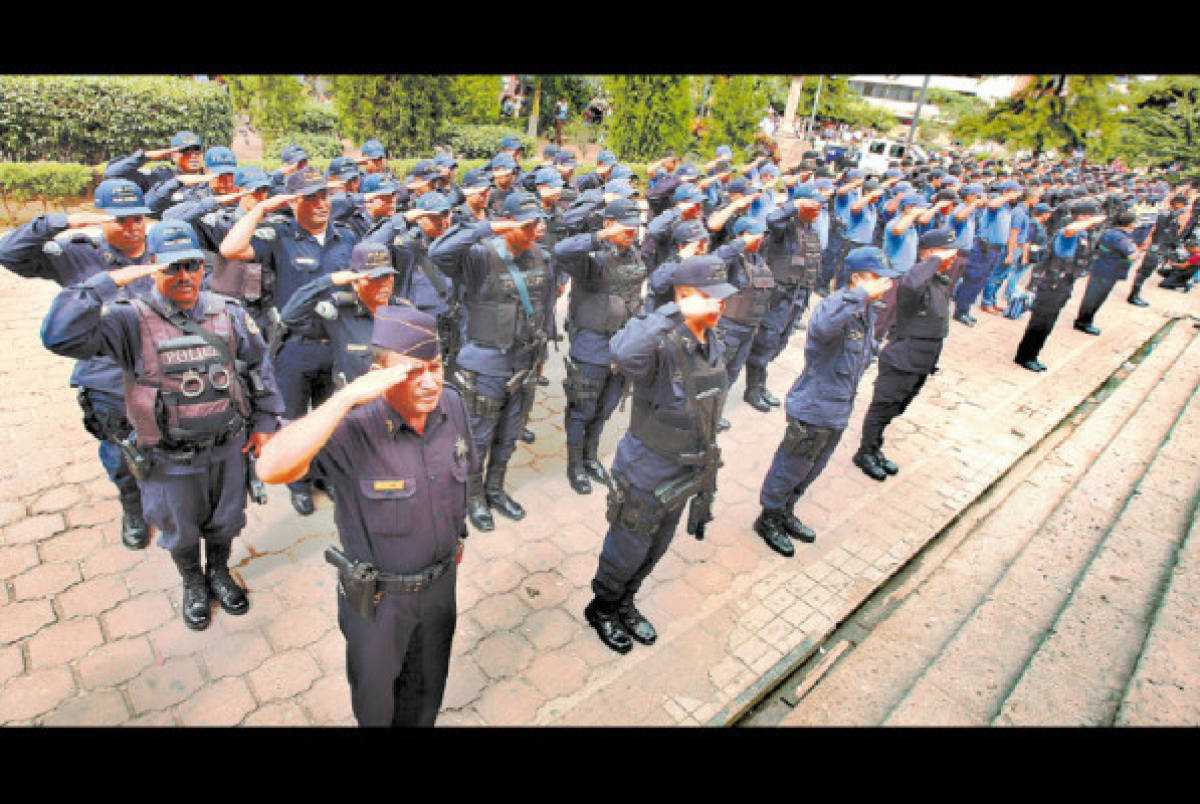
[114,215,145,225]
[161,260,205,276]
[180,145,202,155]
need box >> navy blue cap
[672,255,737,300]
[170,131,202,150]
[146,220,205,265]
[844,246,900,279]
[596,150,617,166]
[726,178,750,195]
[715,145,733,160]
[1071,200,1100,215]
[361,139,386,159]
[461,168,490,191]
[501,191,544,221]
[542,144,559,159]
[360,173,399,195]
[605,199,642,227]
[676,163,700,180]
[899,193,929,210]
[999,179,1022,192]
[673,220,709,245]
[501,135,523,151]
[414,191,451,214]
[884,168,903,179]
[789,184,822,203]
[918,227,956,250]
[554,150,578,167]
[405,160,437,188]
[961,182,984,197]
[234,166,272,192]
[733,216,766,236]
[204,147,238,176]
[348,242,397,278]
[433,151,458,169]
[604,179,636,198]
[610,164,635,182]
[280,145,309,165]
[533,167,563,188]
[814,178,834,192]
[371,304,439,361]
[674,184,704,205]
[490,153,517,172]
[94,179,152,217]
[284,167,327,196]
[1032,203,1051,214]
[326,156,360,181]
[845,168,865,181]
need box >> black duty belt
[375,553,456,593]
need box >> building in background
[845,75,1027,125]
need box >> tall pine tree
[330,75,458,157]
[606,75,693,161]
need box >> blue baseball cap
[899,193,929,210]
[999,179,1022,192]
[604,198,642,227]
[415,191,451,214]
[596,150,617,166]
[672,255,737,300]
[1032,203,1051,214]
[961,182,984,197]
[554,150,578,167]
[203,147,238,176]
[790,184,822,203]
[280,144,309,165]
[715,145,733,160]
[360,173,399,195]
[814,178,834,192]
[501,135,523,151]
[501,191,544,221]
[284,167,327,196]
[326,156,360,181]
[733,216,766,236]
[673,220,709,245]
[674,184,704,205]
[146,220,205,265]
[844,246,900,278]
[604,179,636,198]
[918,227,956,250]
[348,242,397,278]
[610,164,635,182]
[533,167,563,189]
[490,153,517,172]
[726,178,750,196]
[884,168,903,180]
[542,144,559,159]
[676,163,700,181]
[94,179,152,217]
[433,151,458,169]
[170,131,202,150]
[461,168,490,192]
[361,139,386,159]
[234,166,272,192]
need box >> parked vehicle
[857,139,928,175]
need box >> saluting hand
[329,270,359,286]
[143,146,183,160]
[67,211,115,228]
[338,362,418,408]
[177,173,214,187]
[859,276,893,300]
[107,261,175,287]
[258,193,297,213]
[214,190,250,206]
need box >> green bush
[0,75,233,164]
[296,102,339,136]
[262,133,345,160]
[0,161,96,220]
[440,124,537,159]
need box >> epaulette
[254,225,277,241]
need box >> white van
[858,139,928,175]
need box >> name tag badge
[374,480,406,491]
[296,257,317,266]
[346,343,368,352]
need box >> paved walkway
[0,260,1194,725]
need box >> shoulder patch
[255,227,277,241]
[42,240,64,256]
[200,212,221,227]
[314,300,339,320]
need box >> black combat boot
[753,509,795,557]
[467,470,494,532]
[566,443,592,495]
[519,427,536,444]
[760,367,780,407]
[582,430,610,488]
[204,540,249,616]
[716,417,731,433]
[290,489,315,516]
[743,365,772,413]
[617,597,658,645]
[484,463,525,521]
[781,505,817,543]
[119,490,150,551]
[584,597,633,654]
[874,447,899,476]
[853,449,888,481]
[171,545,210,631]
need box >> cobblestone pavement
[0,259,1195,726]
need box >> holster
[782,418,832,461]
[563,356,605,405]
[266,307,287,359]
[325,546,379,623]
[246,452,268,505]
[452,368,503,420]
[606,470,668,535]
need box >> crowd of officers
[1,124,1196,727]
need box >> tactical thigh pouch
[782,418,832,462]
[563,357,605,406]
[451,368,504,420]
[605,471,668,536]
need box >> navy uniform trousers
[139,439,248,553]
[954,242,1005,316]
[1074,274,1119,328]
[592,473,687,606]
[275,338,335,494]
[565,360,628,447]
[746,287,810,372]
[860,363,928,453]
[759,420,844,512]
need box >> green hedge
[295,102,339,136]
[0,76,234,164]
[262,133,345,160]
[440,124,537,159]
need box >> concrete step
[882,326,1200,725]
[776,320,1197,726]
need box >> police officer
[326,157,367,235]
[1073,211,1143,336]
[817,168,864,295]
[268,145,310,197]
[712,216,774,430]
[743,187,825,413]
[554,199,647,495]
[854,228,959,482]
[429,192,555,532]
[1013,202,1108,372]
[432,151,463,208]
[220,166,359,515]
[980,185,1037,314]
[754,249,896,556]
[0,179,157,549]
[41,221,285,630]
[280,242,400,387]
[365,192,462,370]
[143,146,239,218]
[1003,202,1052,305]
[584,255,734,653]
[350,173,402,240]
[451,168,492,227]
[104,130,205,198]
[643,184,705,272]
[953,183,1023,326]
[357,139,389,176]
[574,149,617,193]
[1130,193,1186,306]
[486,153,521,218]
[255,305,474,727]
[705,180,758,248]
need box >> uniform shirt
[0,212,153,395]
[451,201,490,228]
[553,232,646,366]
[248,218,358,311]
[364,219,454,320]
[815,206,831,250]
[278,274,378,384]
[427,221,555,377]
[40,272,284,436]
[610,308,725,491]
[784,286,878,430]
[310,391,476,575]
[1090,227,1138,281]
[145,178,211,219]
[879,256,952,374]
[950,204,976,250]
[102,150,179,195]
[1010,204,1032,250]
[882,223,919,274]
[845,201,878,245]
[643,206,688,270]
[982,204,1013,247]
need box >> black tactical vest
[721,255,776,326]
[568,245,646,335]
[772,221,822,286]
[465,238,551,352]
[891,265,951,340]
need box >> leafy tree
[451,75,502,124]
[224,75,306,140]
[701,75,769,158]
[606,75,694,161]
[329,75,458,157]
[1116,76,1200,169]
